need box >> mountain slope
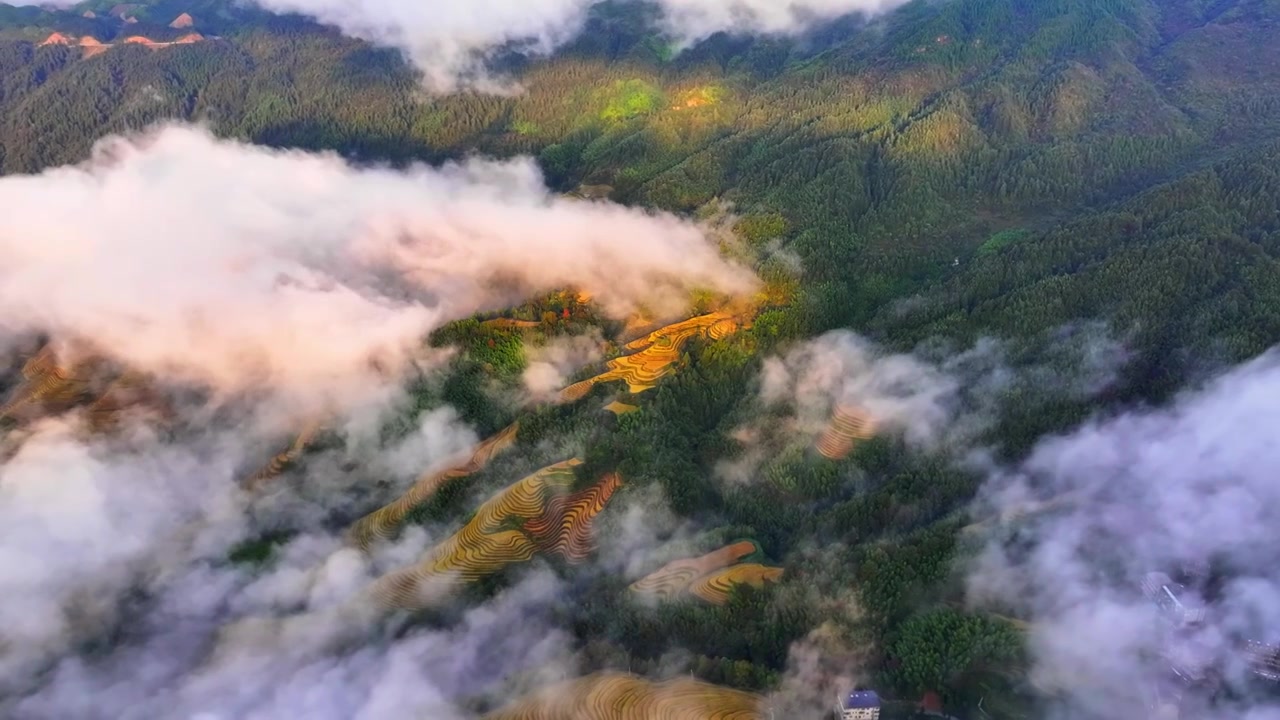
[5,1,1280,716]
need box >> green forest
[4,0,1280,717]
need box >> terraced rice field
[369,459,622,610]
[621,312,741,352]
[0,343,98,422]
[559,313,743,402]
[482,671,765,720]
[687,564,784,606]
[347,422,520,549]
[629,541,758,602]
[243,420,325,489]
[84,371,168,432]
[0,343,172,433]
[815,405,876,460]
[524,472,622,562]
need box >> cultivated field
[629,541,758,602]
[815,404,876,460]
[0,342,170,433]
[0,342,97,422]
[242,420,326,489]
[481,671,766,720]
[369,459,622,610]
[559,312,744,402]
[347,422,521,549]
[629,541,783,606]
[83,370,159,432]
[688,564,785,606]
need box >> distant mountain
[3,1,1278,400]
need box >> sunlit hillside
[4,0,1280,718]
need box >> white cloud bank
[0,124,754,419]
[249,0,912,91]
[0,123,754,718]
[969,349,1280,718]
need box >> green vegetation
[599,79,663,122]
[227,530,294,566]
[6,0,1280,716]
[511,119,539,136]
[977,229,1031,256]
[886,609,1025,708]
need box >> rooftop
[842,690,881,709]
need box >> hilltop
[38,29,208,55]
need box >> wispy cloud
[968,348,1280,718]
[0,124,754,421]
[521,331,604,402]
[0,123,754,718]
[249,0,914,92]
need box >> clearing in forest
[480,318,541,330]
[603,400,639,416]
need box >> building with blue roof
[838,689,881,720]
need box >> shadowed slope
[83,370,170,432]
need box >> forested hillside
[5,0,1280,387]
[4,1,1280,718]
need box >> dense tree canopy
[5,0,1280,716]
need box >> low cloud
[0,123,754,421]
[0,398,581,718]
[521,331,604,402]
[967,348,1280,718]
[717,330,963,486]
[249,0,913,92]
[372,406,481,481]
[719,325,1130,493]
[15,552,575,719]
[0,123,752,717]
[594,483,693,582]
[655,0,908,42]
[759,330,961,448]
